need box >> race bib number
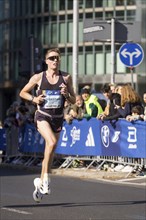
[42,90,62,109]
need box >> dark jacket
[104,93,121,120]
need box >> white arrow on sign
[121,48,141,65]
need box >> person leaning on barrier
[98,83,121,121]
[114,84,144,118]
[81,86,103,119]
[126,105,144,122]
[19,47,76,203]
[64,95,86,124]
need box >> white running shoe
[40,177,51,195]
[33,178,43,203]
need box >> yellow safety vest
[85,94,103,116]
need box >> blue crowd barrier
[0,128,6,151]
[19,123,45,153]
[0,119,146,158]
[56,118,146,158]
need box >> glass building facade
[0,0,146,121]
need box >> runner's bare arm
[63,74,76,104]
[19,73,44,104]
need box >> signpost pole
[130,66,134,88]
[110,18,115,84]
[72,0,78,94]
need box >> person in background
[109,83,117,93]
[63,100,74,124]
[98,83,121,121]
[115,84,144,118]
[19,47,76,203]
[74,94,86,119]
[81,86,103,119]
[143,92,146,106]
[126,105,144,122]
[64,95,86,124]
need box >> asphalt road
[0,166,146,220]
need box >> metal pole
[130,66,134,88]
[72,0,78,94]
[110,18,115,84]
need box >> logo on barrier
[111,131,120,143]
[70,126,80,147]
[101,125,110,148]
[85,127,95,147]
[127,126,137,149]
[61,127,68,147]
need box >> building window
[127,0,136,5]
[85,13,93,18]
[51,23,58,44]
[104,0,115,7]
[79,21,83,43]
[60,55,66,71]
[36,0,42,13]
[67,54,72,74]
[44,18,49,45]
[67,21,73,43]
[95,0,103,7]
[51,0,59,12]
[95,12,103,19]
[59,0,65,10]
[85,0,93,8]
[105,11,114,19]
[116,0,124,6]
[85,53,94,75]
[127,10,136,20]
[116,10,124,20]
[117,52,125,73]
[44,0,49,12]
[59,22,66,43]
[106,53,111,74]
[78,54,84,76]
[96,53,104,75]
[67,0,73,10]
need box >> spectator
[126,105,144,122]
[64,95,86,124]
[64,100,75,124]
[109,83,117,93]
[143,92,146,106]
[142,92,146,120]
[115,84,144,118]
[81,86,103,118]
[0,120,3,128]
[98,83,121,120]
[3,101,21,163]
[15,103,29,127]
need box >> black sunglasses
[47,56,60,61]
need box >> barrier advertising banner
[56,119,146,158]
[0,119,146,158]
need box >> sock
[43,173,49,181]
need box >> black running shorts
[34,111,64,133]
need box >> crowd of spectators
[63,83,146,173]
[64,83,146,124]
[1,100,36,164]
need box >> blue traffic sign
[119,43,144,67]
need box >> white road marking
[2,207,32,215]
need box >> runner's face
[45,52,60,70]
